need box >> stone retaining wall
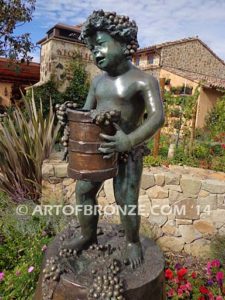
[42,160,225,258]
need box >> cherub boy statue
[63,10,164,269]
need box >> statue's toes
[137,257,142,267]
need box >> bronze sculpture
[35,10,166,300]
[62,10,165,269]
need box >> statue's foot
[62,235,97,252]
[125,241,143,269]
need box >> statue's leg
[113,155,143,269]
[63,180,102,251]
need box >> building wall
[161,40,225,79]
[196,87,223,128]
[40,38,101,92]
[133,52,160,69]
[160,69,198,90]
[0,82,12,106]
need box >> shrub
[144,155,162,167]
[0,194,73,299]
[206,95,225,139]
[0,93,60,203]
[211,235,225,266]
[192,143,211,160]
[62,57,90,108]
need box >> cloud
[34,0,225,59]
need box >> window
[135,56,140,66]
[148,53,154,64]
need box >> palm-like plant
[0,91,60,203]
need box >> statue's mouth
[96,56,105,64]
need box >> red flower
[165,268,174,280]
[191,272,197,279]
[177,268,188,280]
[221,144,225,150]
[199,285,209,294]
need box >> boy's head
[80,10,139,70]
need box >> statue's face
[86,31,126,71]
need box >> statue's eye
[98,41,106,45]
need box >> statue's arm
[82,75,101,110]
[128,76,165,147]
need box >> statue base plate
[34,222,165,300]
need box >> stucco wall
[196,87,223,128]
[160,69,198,90]
[161,40,225,79]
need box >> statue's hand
[99,123,132,159]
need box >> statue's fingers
[113,122,122,131]
[100,133,116,141]
[103,153,114,159]
[100,142,116,149]
[98,147,114,154]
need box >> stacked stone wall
[161,40,225,79]
[42,161,225,258]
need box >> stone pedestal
[34,222,165,300]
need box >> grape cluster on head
[80,9,139,58]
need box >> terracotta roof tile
[163,66,225,89]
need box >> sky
[14,0,225,62]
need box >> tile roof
[163,66,225,89]
[0,58,40,84]
[137,37,225,66]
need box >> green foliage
[25,81,62,117]
[0,93,60,203]
[169,147,199,167]
[62,57,90,108]
[0,194,73,299]
[211,234,225,265]
[211,156,225,172]
[192,143,211,160]
[0,0,35,61]
[143,155,162,167]
[206,95,225,139]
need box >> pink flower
[0,272,4,282]
[185,281,193,291]
[41,245,47,252]
[216,296,223,300]
[178,288,183,295]
[216,271,224,286]
[15,270,21,276]
[167,288,175,297]
[28,266,34,273]
[211,259,221,268]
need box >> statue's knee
[75,181,98,198]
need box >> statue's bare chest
[95,76,137,104]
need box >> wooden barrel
[67,109,118,181]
